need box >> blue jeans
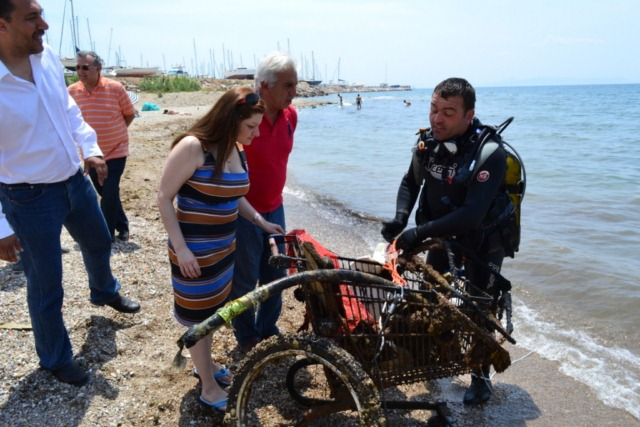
[89,156,129,239]
[230,204,286,346]
[0,170,121,370]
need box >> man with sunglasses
[0,0,140,387]
[68,51,136,243]
[229,51,298,353]
[381,77,510,405]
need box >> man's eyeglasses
[237,92,260,107]
[75,65,95,71]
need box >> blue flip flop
[198,396,227,413]
[213,367,231,388]
[193,367,231,388]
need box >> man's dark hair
[0,0,16,21]
[433,77,476,112]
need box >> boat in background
[166,65,188,76]
[224,67,255,80]
[60,57,77,71]
[299,51,322,86]
[300,79,322,86]
[107,67,161,78]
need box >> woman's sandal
[192,367,231,388]
[198,396,227,413]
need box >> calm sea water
[285,85,640,419]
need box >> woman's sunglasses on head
[237,92,260,106]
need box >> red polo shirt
[244,105,297,213]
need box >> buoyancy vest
[411,117,525,258]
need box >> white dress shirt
[0,43,102,238]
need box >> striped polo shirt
[68,76,135,160]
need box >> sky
[40,0,640,88]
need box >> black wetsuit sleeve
[417,146,507,238]
[394,154,422,220]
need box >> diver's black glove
[381,213,408,243]
[396,224,429,251]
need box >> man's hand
[396,227,424,251]
[381,213,408,243]
[84,156,108,185]
[0,234,22,263]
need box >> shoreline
[112,76,411,98]
[0,89,637,426]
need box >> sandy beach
[0,88,637,426]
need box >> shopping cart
[174,229,515,426]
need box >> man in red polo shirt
[68,51,135,242]
[230,52,298,352]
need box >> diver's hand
[396,226,426,251]
[381,213,408,243]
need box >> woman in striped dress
[157,87,284,412]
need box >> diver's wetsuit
[394,120,508,290]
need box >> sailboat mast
[58,0,67,57]
[193,39,199,77]
[107,28,113,67]
[69,0,78,51]
[86,18,93,52]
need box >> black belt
[0,169,82,189]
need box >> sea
[284,84,640,420]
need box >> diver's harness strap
[455,117,513,184]
[411,117,514,187]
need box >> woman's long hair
[171,86,265,179]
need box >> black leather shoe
[50,361,89,387]
[97,294,141,314]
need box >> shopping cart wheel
[426,401,459,427]
[426,414,459,427]
[286,357,344,407]
[224,333,384,426]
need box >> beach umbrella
[127,91,139,105]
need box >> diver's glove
[396,224,429,251]
[381,213,408,243]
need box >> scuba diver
[381,77,518,405]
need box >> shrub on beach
[65,74,79,86]
[139,76,201,93]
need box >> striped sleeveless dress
[169,146,249,326]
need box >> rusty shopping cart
[174,229,515,426]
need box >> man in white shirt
[0,0,140,387]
